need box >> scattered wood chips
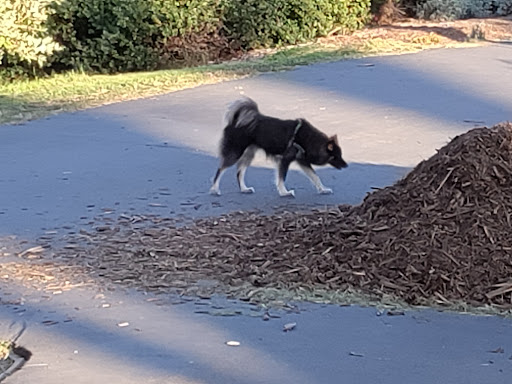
[26,122,512,309]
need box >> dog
[210,97,347,197]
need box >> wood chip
[387,310,405,316]
[283,322,297,332]
[18,246,44,257]
[117,322,130,327]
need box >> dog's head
[327,135,348,169]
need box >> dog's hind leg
[298,161,333,194]
[210,167,226,195]
[210,152,241,195]
[237,145,257,193]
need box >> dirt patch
[5,123,511,313]
[321,15,512,48]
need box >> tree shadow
[0,106,410,237]
[0,284,316,384]
[256,44,512,126]
[0,105,410,381]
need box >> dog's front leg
[276,152,296,197]
[298,161,333,194]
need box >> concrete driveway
[1,43,511,383]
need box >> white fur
[224,97,259,128]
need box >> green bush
[0,0,61,78]
[47,0,223,73]
[222,0,371,48]
[151,0,229,66]
[2,0,372,77]
[47,0,159,73]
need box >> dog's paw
[209,187,221,196]
[241,187,255,194]
[319,187,333,195]
[279,189,295,198]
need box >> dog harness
[287,119,305,158]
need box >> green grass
[0,37,474,125]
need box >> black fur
[210,97,347,196]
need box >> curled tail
[224,97,259,129]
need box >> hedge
[222,0,371,48]
[46,0,224,73]
[1,0,371,77]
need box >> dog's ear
[327,135,338,152]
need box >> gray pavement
[1,44,512,383]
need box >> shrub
[221,0,371,48]
[46,0,223,73]
[151,0,230,66]
[2,0,372,76]
[405,0,512,20]
[0,0,61,78]
[47,0,160,73]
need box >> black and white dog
[210,97,347,197]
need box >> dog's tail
[224,97,259,129]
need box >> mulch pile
[39,123,512,308]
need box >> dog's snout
[331,157,348,169]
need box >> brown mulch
[27,122,512,310]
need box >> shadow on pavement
[264,45,512,127]
[2,45,512,384]
[0,109,410,237]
